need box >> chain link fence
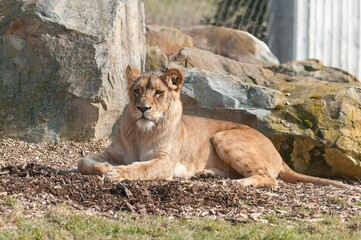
[142,0,269,41]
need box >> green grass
[0,199,360,240]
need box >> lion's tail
[278,162,354,189]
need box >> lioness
[78,66,352,189]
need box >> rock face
[183,69,286,110]
[0,0,146,142]
[267,78,361,178]
[171,48,361,178]
[184,25,279,66]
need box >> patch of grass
[0,197,27,230]
[4,196,18,209]
[0,204,360,240]
[347,214,361,232]
[330,197,348,208]
[295,206,314,216]
[263,213,294,225]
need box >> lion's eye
[155,90,164,96]
[133,89,140,95]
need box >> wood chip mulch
[0,138,360,223]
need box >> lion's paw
[105,166,126,182]
[93,162,112,175]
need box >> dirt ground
[1,138,360,223]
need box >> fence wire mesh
[142,0,269,41]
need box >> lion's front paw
[105,166,127,182]
[93,162,112,175]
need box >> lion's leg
[105,153,174,181]
[233,176,278,187]
[78,140,126,176]
[197,168,230,178]
[211,128,283,187]
[77,152,112,175]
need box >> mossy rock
[265,76,361,178]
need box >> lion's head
[125,66,184,131]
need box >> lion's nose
[137,106,151,113]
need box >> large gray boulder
[0,0,146,142]
[171,48,361,179]
[182,69,286,110]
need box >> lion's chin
[136,118,155,132]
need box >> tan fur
[78,66,354,189]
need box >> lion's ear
[126,65,141,83]
[163,69,184,91]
